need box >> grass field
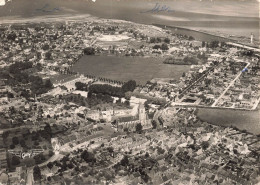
[197,107,260,135]
[71,55,191,85]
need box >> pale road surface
[39,153,63,167]
[211,62,250,107]
[26,152,63,185]
[26,168,34,185]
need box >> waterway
[197,106,260,135]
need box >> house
[86,110,100,121]
[0,148,7,169]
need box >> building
[0,148,7,170]
[116,103,149,131]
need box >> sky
[0,0,259,18]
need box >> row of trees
[175,34,194,41]
[7,62,53,96]
[78,80,137,98]
[202,40,226,48]
[75,82,88,91]
[9,61,33,74]
[88,84,124,98]
[163,56,198,65]
[152,43,169,51]
[84,47,95,55]
[63,93,114,108]
[150,37,170,44]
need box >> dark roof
[0,80,5,86]
[162,176,168,182]
[118,116,138,123]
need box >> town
[0,14,259,185]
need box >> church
[115,103,150,132]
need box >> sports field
[71,55,190,85]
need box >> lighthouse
[250,33,254,44]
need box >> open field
[197,107,260,135]
[71,55,191,85]
[97,35,130,42]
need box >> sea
[0,0,259,40]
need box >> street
[212,62,250,107]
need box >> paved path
[39,153,64,167]
[211,62,250,107]
[26,168,34,185]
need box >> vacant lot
[71,55,190,85]
[197,107,260,135]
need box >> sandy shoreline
[0,14,96,24]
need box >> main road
[26,168,34,185]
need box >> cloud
[0,0,5,6]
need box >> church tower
[138,103,146,125]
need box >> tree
[152,120,157,129]
[12,137,19,145]
[202,41,205,47]
[150,37,156,43]
[45,52,51,60]
[49,150,54,157]
[120,155,129,166]
[161,43,169,51]
[36,63,43,71]
[157,147,165,155]
[33,165,42,181]
[20,90,30,99]
[84,47,95,55]
[153,45,161,50]
[75,82,88,91]
[20,139,26,147]
[81,150,96,163]
[3,131,9,139]
[122,80,136,93]
[42,44,49,50]
[23,158,35,167]
[201,141,209,150]
[183,56,198,65]
[142,174,150,183]
[11,156,20,166]
[7,33,16,41]
[164,38,170,44]
[209,40,219,48]
[9,61,33,74]
[7,92,14,99]
[47,162,53,170]
[136,123,143,133]
[34,154,42,164]
[43,123,52,138]
[107,147,114,153]
[45,79,53,89]
[188,36,195,41]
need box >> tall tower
[138,103,146,125]
[250,33,254,44]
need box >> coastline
[153,23,260,50]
